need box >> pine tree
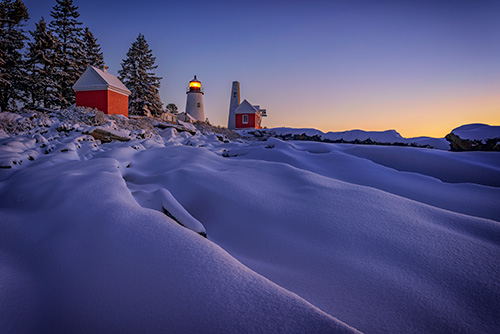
[0,0,29,112]
[81,26,104,70]
[25,17,58,109]
[166,103,178,114]
[49,0,84,108]
[119,34,162,117]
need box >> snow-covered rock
[451,123,500,141]
[89,127,131,142]
[446,124,500,151]
[177,120,197,132]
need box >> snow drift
[0,157,354,333]
[1,108,500,333]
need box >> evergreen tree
[166,103,178,114]
[0,0,29,112]
[25,17,58,109]
[81,26,104,70]
[119,34,162,117]
[49,0,84,108]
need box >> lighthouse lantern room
[185,75,205,122]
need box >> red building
[73,66,131,117]
[234,99,267,129]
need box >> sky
[23,0,500,137]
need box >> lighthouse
[185,75,204,122]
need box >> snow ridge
[1,108,500,333]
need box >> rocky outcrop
[445,132,500,152]
[446,124,500,151]
[156,122,196,135]
[89,128,130,143]
[445,133,500,151]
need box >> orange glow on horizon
[253,91,500,138]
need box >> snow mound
[0,158,355,333]
[127,181,207,236]
[451,123,500,141]
[166,140,500,333]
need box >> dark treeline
[0,0,163,116]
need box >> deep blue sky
[24,0,500,136]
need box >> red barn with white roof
[73,66,131,117]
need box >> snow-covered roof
[73,66,131,96]
[235,99,258,114]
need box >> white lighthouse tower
[185,75,204,122]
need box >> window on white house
[242,115,248,124]
[197,102,201,108]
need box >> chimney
[101,65,109,73]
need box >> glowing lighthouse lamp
[185,75,205,122]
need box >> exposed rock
[445,132,500,151]
[117,115,155,131]
[89,128,131,143]
[156,122,196,135]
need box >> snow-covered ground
[1,109,499,333]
